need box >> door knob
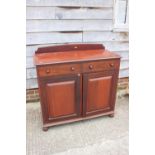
[109,63,114,67]
[71,67,75,71]
[46,69,50,74]
[89,64,93,69]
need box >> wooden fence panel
[27,0,113,7]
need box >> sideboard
[34,44,121,131]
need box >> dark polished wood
[42,127,49,131]
[43,110,114,128]
[38,63,82,77]
[82,60,120,73]
[109,113,114,117]
[35,44,105,54]
[34,44,120,131]
[83,71,116,116]
[40,74,81,123]
[34,48,120,66]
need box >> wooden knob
[71,67,75,71]
[46,69,50,74]
[109,63,114,67]
[89,65,93,69]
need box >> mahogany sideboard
[34,44,121,131]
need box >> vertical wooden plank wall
[26,0,129,89]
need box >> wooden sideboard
[34,44,121,131]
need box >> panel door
[83,70,117,116]
[40,74,81,123]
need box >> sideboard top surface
[34,44,120,66]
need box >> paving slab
[26,97,129,155]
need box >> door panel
[87,76,112,112]
[83,71,116,116]
[46,81,75,117]
[41,74,81,122]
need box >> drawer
[38,63,81,77]
[82,60,119,73]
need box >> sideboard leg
[109,113,114,117]
[43,127,49,131]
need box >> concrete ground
[26,97,129,155]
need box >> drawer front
[82,60,119,73]
[38,63,81,77]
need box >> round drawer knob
[71,67,75,71]
[89,65,93,70]
[109,63,114,67]
[46,69,50,74]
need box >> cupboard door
[83,71,117,116]
[40,74,81,123]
